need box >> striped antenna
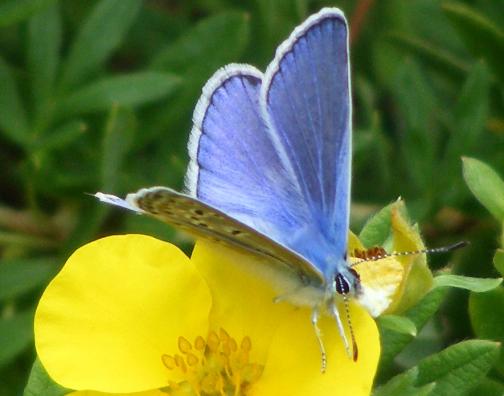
[351,240,469,268]
[342,295,358,361]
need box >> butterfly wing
[95,188,323,287]
[188,9,352,277]
[185,64,311,251]
[262,9,351,275]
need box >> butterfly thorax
[272,254,360,310]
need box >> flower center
[161,328,263,395]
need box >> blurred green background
[0,0,503,395]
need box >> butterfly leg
[328,299,351,360]
[311,307,327,373]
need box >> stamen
[229,337,238,352]
[178,336,192,353]
[241,336,251,353]
[207,331,220,352]
[161,354,176,370]
[161,328,263,395]
[174,354,186,372]
[194,336,206,351]
[186,352,199,366]
[219,328,230,342]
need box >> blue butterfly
[97,7,359,368]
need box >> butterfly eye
[335,273,350,295]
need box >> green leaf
[469,287,504,374]
[151,12,250,73]
[494,249,504,276]
[0,257,57,301]
[393,60,437,193]
[466,377,504,396]
[462,157,504,221]
[60,107,135,255]
[434,274,502,292]
[27,3,61,118]
[61,203,107,258]
[254,0,307,65]
[101,106,135,191]
[378,288,447,377]
[441,63,490,202]
[0,310,34,368]
[416,340,499,396]
[359,201,394,248]
[374,367,434,396]
[388,32,469,80]
[61,0,142,89]
[24,358,69,396]
[30,120,87,153]
[0,57,29,145]
[58,72,180,117]
[378,315,417,336]
[469,287,504,342]
[0,0,57,27]
[453,63,491,147]
[144,12,250,150]
[443,2,504,82]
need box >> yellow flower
[349,232,404,317]
[386,203,433,313]
[351,200,434,316]
[35,235,381,396]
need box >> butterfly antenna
[351,240,469,267]
[342,295,358,361]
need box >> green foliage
[378,315,417,337]
[378,288,447,379]
[58,72,180,117]
[463,157,504,222]
[374,367,436,396]
[0,0,503,395]
[23,359,68,396]
[60,0,143,89]
[466,161,504,379]
[434,274,502,292]
[0,310,35,370]
[375,340,500,396]
[442,2,504,83]
[359,202,394,248]
[415,340,499,395]
[0,0,58,27]
[0,257,57,301]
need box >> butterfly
[97,8,366,368]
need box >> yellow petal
[191,240,299,362]
[389,203,433,313]
[348,231,365,252]
[354,257,403,317]
[70,390,165,396]
[254,302,379,396]
[35,235,211,393]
